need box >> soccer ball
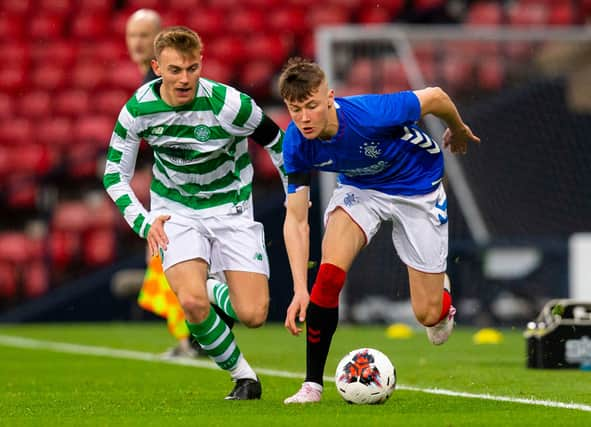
[334,347,396,404]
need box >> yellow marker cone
[473,328,503,344]
[386,323,414,339]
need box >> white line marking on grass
[1,334,590,412]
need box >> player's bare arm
[414,87,480,154]
[283,185,311,335]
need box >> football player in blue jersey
[279,57,480,404]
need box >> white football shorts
[324,184,448,273]
[153,203,270,277]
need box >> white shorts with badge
[324,184,448,273]
[154,202,270,277]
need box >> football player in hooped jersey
[104,26,287,400]
[279,58,480,404]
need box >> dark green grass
[0,323,590,426]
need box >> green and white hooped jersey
[103,77,285,238]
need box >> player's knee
[310,263,346,308]
[177,293,210,323]
[237,303,268,328]
[414,305,442,327]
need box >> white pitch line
[1,334,590,412]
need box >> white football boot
[284,382,322,404]
[426,274,456,345]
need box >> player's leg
[285,207,366,404]
[391,184,454,344]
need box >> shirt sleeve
[103,104,151,238]
[358,91,421,127]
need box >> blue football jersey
[283,91,444,196]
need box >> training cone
[473,328,503,344]
[386,323,414,339]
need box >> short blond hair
[154,26,203,60]
[279,57,326,103]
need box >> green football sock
[207,278,238,320]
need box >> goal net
[315,25,591,325]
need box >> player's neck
[319,107,339,140]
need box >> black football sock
[305,302,339,386]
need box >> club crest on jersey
[360,141,382,159]
[343,192,360,207]
[194,125,211,142]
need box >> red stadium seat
[79,39,128,64]
[202,58,234,84]
[0,66,26,94]
[19,91,52,119]
[238,60,275,99]
[94,90,129,116]
[71,61,108,91]
[125,0,162,11]
[31,65,67,92]
[2,42,30,66]
[83,228,116,267]
[23,261,50,298]
[2,0,34,15]
[11,144,55,176]
[0,93,13,119]
[169,0,200,12]
[507,2,547,26]
[0,14,25,41]
[308,6,351,28]
[360,0,405,18]
[245,34,291,67]
[477,56,505,91]
[49,229,80,270]
[70,14,109,40]
[6,176,39,209]
[465,2,504,26]
[0,261,18,299]
[55,89,90,117]
[441,54,474,93]
[0,232,31,264]
[0,117,33,146]
[29,14,66,40]
[186,8,225,39]
[36,0,74,15]
[74,116,114,146]
[267,8,308,37]
[548,3,577,26]
[52,201,93,233]
[66,143,101,178]
[227,9,266,35]
[37,117,73,148]
[31,40,78,68]
[358,7,395,25]
[206,36,246,66]
[76,0,115,15]
[105,60,143,92]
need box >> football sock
[438,289,452,323]
[305,302,339,386]
[207,278,238,321]
[229,354,257,381]
[186,306,242,371]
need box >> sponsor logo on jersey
[360,141,382,159]
[342,160,390,177]
[194,125,211,142]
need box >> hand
[442,124,480,154]
[147,215,171,257]
[284,291,310,336]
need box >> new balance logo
[401,126,440,154]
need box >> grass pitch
[0,322,590,426]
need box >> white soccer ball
[335,347,396,404]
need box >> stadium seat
[202,57,234,84]
[0,117,33,146]
[31,40,78,68]
[0,66,26,94]
[357,7,395,25]
[83,228,116,267]
[360,0,405,18]
[0,93,12,119]
[441,54,474,94]
[74,116,115,147]
[105,60,142,92]
[507,2,547,26]
[49,229,80,271]
[168,0,200,12]
[267,8,308,37]
[308,5,351,28]
[19,91,52,119]
[79,39,128,64]
[238,60,276,99]
[22,261,49,299]
[52,200,92,233]
[70,14,109,40]
[94,90,129,117]
[346,58,375,91]
[55,89,90,117]
[0,232,31,264]
[37,117,73,149]
[36,0,74,16]
[6,176,39,209]
[185,8,225,38]
[2,0,34,15]
[465,1,504,26]
[2,42,30,66]
[76,0,115,15]
[29,14,66,40]
[245,34,291,67]
[206,36,246,66]
[66,142,102,178]
[477,56,505,91]
[227,9,266,35]
[0,14,25,40]
[71,61,108,91]
[548,3,577,26]
[0,261,18,299]
[125,0,162,11]
[31,65,67,92]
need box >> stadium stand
[0,0,589,318]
